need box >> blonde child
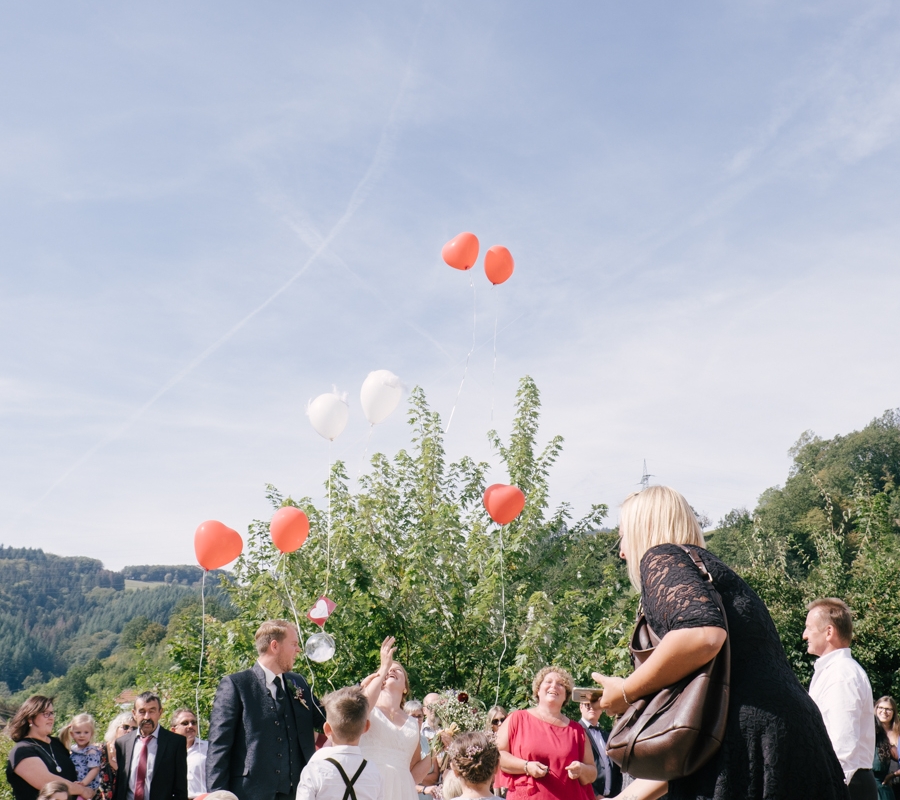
[37,781,69,800]
[59,714,102,790]
[447,732,500,800]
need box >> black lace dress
[640,543,849,800]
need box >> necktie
[273,675,286,709]
[134,736,150,800]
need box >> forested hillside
[0,548,225,693]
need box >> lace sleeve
[639,544,726,636]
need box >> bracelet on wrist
[622,683,634,705]
[524,761,530,776]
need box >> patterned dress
[640,543,849,800]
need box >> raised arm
[361,636,396,711]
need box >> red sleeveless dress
[497,710,593,800]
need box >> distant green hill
[0,546,225,692]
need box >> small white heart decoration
[309,599,329,619]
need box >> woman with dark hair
[874,697,900,800]
[592,486,849,800]
[4,696,94,800]
[495,666,595,800]
[449,731,500,799]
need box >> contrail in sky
[16,5,429,522]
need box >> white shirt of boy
[296,744,384,800]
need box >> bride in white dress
[360,637,437,800]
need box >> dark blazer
[113,727,188,800]
[578,719,622,798]
[206,663,325,800]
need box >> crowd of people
[5,486,899,800]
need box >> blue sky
[2,2,899,569]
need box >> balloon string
[357,425,374,482]
[325,440,332,597]
[445,274,477,434]
[195,569,207,736]
[494,524,508,706]
[491,288,498,423]
[282,552,328,720]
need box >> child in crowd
[447,732,500,800]
[59,713,102,791]
[296,686,384,800]
[37,781,68,800]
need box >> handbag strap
[678,544,713,583]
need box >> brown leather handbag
[606,545,731,781]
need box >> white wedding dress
[359,706,420,800]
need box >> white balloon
[360,370,402,425]
[307,392,349,441]
[305,632,336,663]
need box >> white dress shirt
[186,738,208,798]
[127,725,160,800]
[582,721,613,797]
[809,647,875,784]
[258,660,285,707]
[295,744,384,800]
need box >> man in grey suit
[206,619,326,800]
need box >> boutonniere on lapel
[287,678,309,709]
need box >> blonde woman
[592,486,848,800]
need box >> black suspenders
[324,757,369,800]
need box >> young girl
[37,781,69,800]
[59,713,102,791]
[448,732,501,800]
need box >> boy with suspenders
[296,687,383,800]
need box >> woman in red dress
[496,667,596,800]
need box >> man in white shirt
[170,709,208,799]
[804,598,877,800]
[296,686,383,800]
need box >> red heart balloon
[483,484,526,525]
[194,520,243,570]
[270,506,310,554]
[484,245,514,285]
[441,232,480,271]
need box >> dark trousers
[848,769,878,800]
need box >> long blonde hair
[619,486,705,590]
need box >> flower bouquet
[425,690,486,755]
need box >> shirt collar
[328,745,363,755]
[258,660,280,684]
[813,647,852,672]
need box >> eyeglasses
[175,720,198,727]
[119,724,137,731]
[490,718,506,726]
[876,707,893,713]
[41,710,56,718]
